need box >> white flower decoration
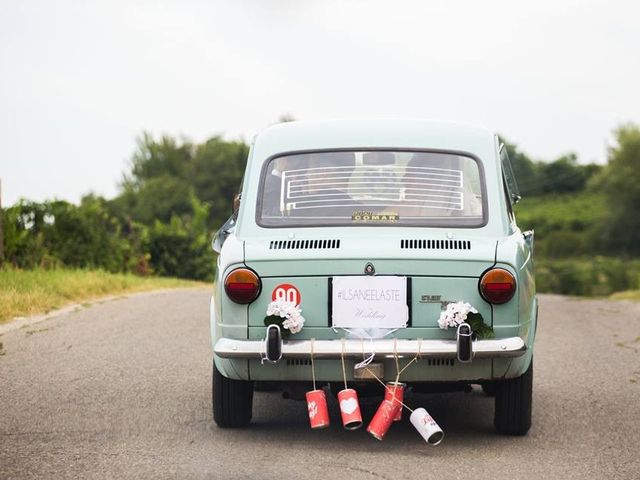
[437,301,478,330]
[265,298,305,334]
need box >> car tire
[494,359,533,435]
[481,382,498,396]
[212,360,254,428]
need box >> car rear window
[257,150,485,227]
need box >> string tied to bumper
[310,338,317,391]
[340,338,348,390]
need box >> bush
[1,193,215,281]
[148,217,213,281]
[2,198,149,274]
[535,257,640,296]
[147,195,215,281]
[514,192,607,258]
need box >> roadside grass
[0,268,208,323]
[609,290,640,301]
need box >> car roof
[252,119,497,160]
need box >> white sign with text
[332,276,408,329]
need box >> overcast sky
[1,0,639,206]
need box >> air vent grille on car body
[269,239,341,250]
[400,239,471,250]
[286,359,312,366]
[427,358,455,367]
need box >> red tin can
[337,388,363,430]
[367,399,400,440]
[306,389,330,429]
[384,382,405,422]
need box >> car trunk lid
[244,237,496,334]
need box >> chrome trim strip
[214,337,526,360]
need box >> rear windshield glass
[258,150,485,227]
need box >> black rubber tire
[494,359,533,435]
[212,361,254,428]
[481,382,498,396]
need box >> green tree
[118,132,247,229]
[538,153,590,194]
[501,137,601,197]
[111,132,248,280]
[500,138,542,196]
[1,197,149,272]
[191,137,248,228]
[120,176,193,225]
[2,201,48,268]
[147,194,214,280]
[591,124,640,255]
[125,133,194,187]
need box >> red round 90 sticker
[272,284,301,305]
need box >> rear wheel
[481,382,498,396]
[494,360,533,435]
[212,361,254,428]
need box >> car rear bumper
[213,336,527,361]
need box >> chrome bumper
[213,336,527,360]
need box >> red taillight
[479,268,516,304]
[224,268,261,304]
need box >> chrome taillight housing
[479,267,516,304]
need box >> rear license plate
[331,276,409,329]
[353,362,384,380]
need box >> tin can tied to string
[306,338,330,429]
[410,408,444,445]
[367,399,401,440]
[306,389,330,429]
[365,339,407,440]
[364,338,445,444]
[338,339,363,430]
[337,388,362,430]
[384,382,406,422]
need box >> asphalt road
[1,290,639,479]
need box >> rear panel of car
[226,235,517,382]
[213,121,534,383]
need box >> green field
[610,290,640,301]
[535,257,640,297]
[515,192,607,258]
[0,269,208,323]
[514,192,640,298]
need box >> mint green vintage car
[211,119,536,435]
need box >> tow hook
[264,324,283,363]
[456,323,473,363]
